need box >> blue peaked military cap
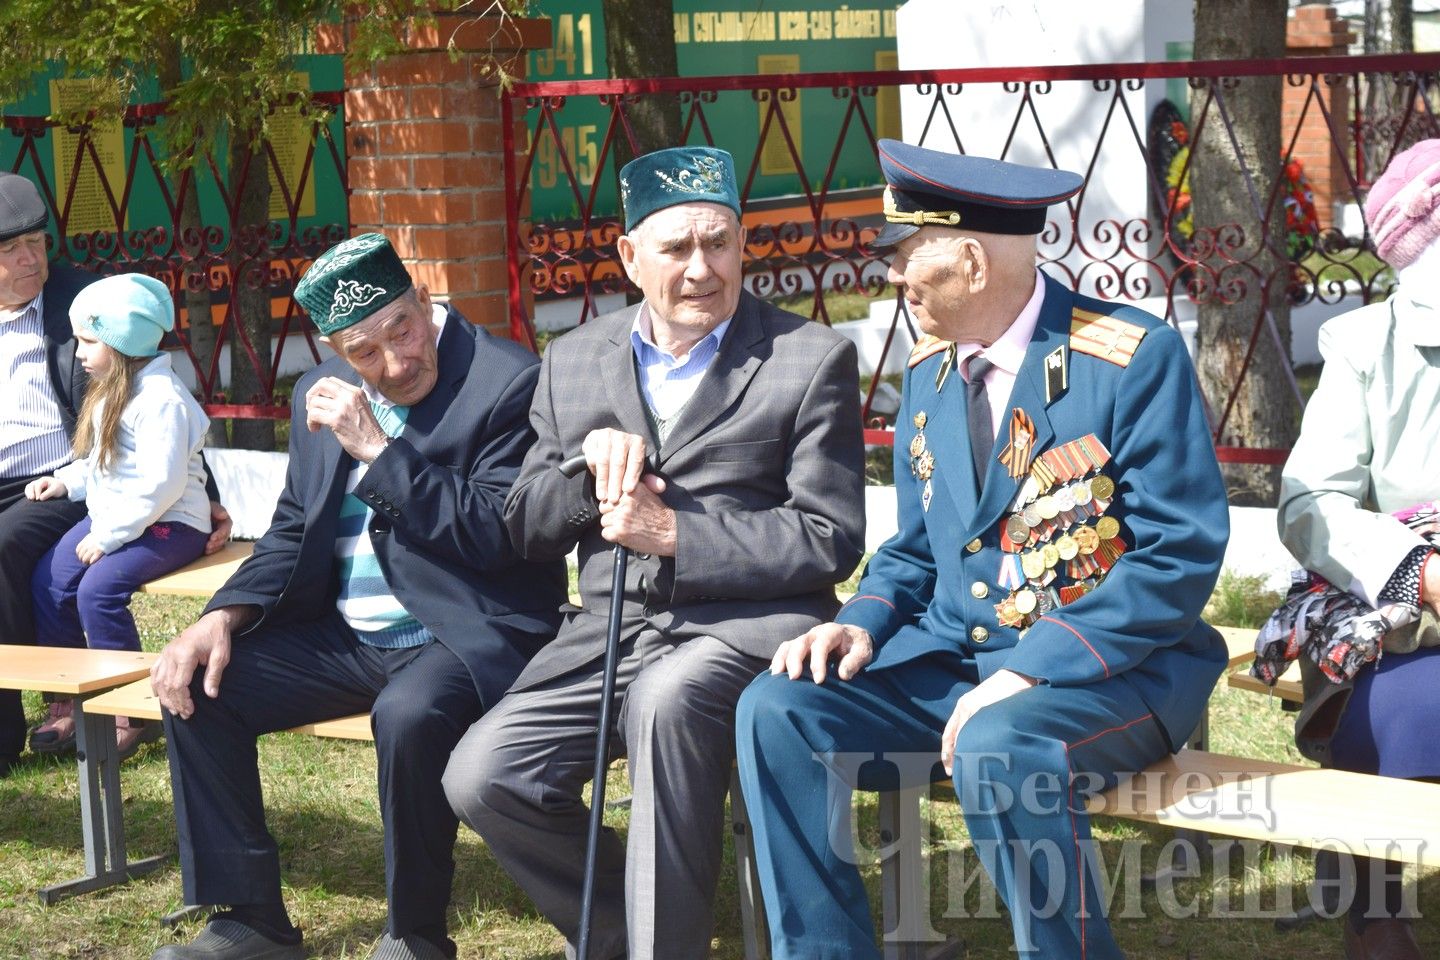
[872,139,1084,247]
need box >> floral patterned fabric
[1253,502,1440,686]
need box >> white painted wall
[895,0,1194,300]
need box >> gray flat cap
[0,172,48,242]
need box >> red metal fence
[502,54,1440,453]
[4,93,348,418]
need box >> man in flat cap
[0,171,229,773]
[147,233,566,960]
[735,139,1230,958]
[443,145,865,959]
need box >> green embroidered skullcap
[294,232,413,335]
[619,146,741,231]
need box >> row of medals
[907,414,1127,631]
[995,447,1125,630]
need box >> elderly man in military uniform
[735,140,1229,959]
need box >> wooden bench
[139,541,253,597]
[1222,626,1304,704]
[0,644,161,903]
[874,747,1440,958]
[85,678,372,741]
[84,677,774,957]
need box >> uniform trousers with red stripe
[735,650,1170,960]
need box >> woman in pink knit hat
[1274,138,1440,960]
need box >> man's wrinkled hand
[305,376,389,462]
[582,428,649,505]
[940,669,1037,775]
[598,474,676,555]
[150,609,243,719]
[771,622,874,684]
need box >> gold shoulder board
[1069,308,1147,368]
[908,335,951,368]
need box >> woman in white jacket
[25,273,210,759]
[1277,139,1440,960]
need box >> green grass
[1203,570,1286,631]
[1298,249,1392,289]
[773,289,880,324]
[4,591,1435,959]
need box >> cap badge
[882,185,961,228]
[331,279,387,322]
[656,154,727,196]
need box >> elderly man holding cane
[444,145,866,960]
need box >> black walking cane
[558,453,629,960]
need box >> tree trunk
[602,0,682,163]
[157,45,228,447]
[603,0,684,304]
[1190,0,1297,505]
[226,128,276,452]
[1392,0,1414,53]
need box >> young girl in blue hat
[25,272,212,760]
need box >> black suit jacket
[206,307,566,708]
[40,264,94,436]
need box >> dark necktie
[966,355,995,491]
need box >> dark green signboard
[1,56,347,252]
[527,0,900,222]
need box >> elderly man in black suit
[0,171,229,773]
[147,233,567,960]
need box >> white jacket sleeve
[54,457,88,502]
[86,400,194,554]
[1277,316,1425,606]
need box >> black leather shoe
[1344,916,1423,960]
[368,933,451,960]
[151,917,305,960]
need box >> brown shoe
[1344,917,1423,960]
[116,716,162,761]
[29,699,76,755]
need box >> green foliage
[1204,569,1285,629]
[0,1,534,170]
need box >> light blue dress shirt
[629,307,732,421]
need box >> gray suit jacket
[504,292,867,691]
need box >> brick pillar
[318,14,550,340]
[1284,3,1354,230]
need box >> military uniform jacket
[838,273,1229,750]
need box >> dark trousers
[32,515,208,652]
[162,610,486,940]
[736,652,1171,960]
[0,473,88,762]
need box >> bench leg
[1142,710,1212,890]
[37,700,168,904]
[878,788,958,960]
[729,768,769,960]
